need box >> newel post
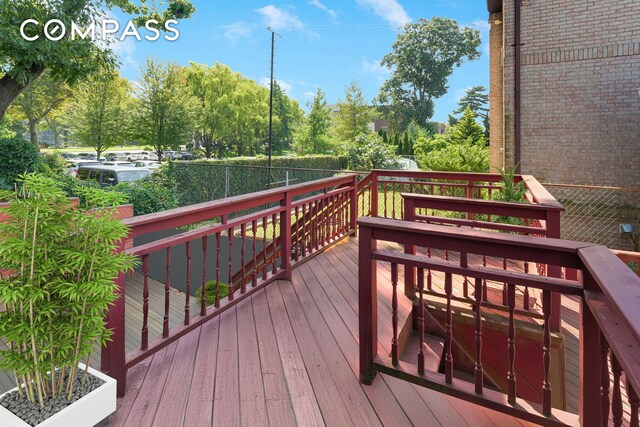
[546,209,562,331]
[370,171,379,217]
[579,270,603,427]
[350,175,358,235]
[280,190,292,281]
[102,239,127,397]
[403,196,416,298]
[359,223,378,384]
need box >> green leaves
[347,133,401,171]
[0,172,135,402]
[377,17,481,129]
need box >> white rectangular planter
[0,364,116,427]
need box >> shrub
[347,134,401,171]
[41,152,67,175]
[0,137,40,189]
[491,166,527,227]
[0,173,135,407]
[113,175,178,216]
[196,281,230,306]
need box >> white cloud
[308,0,337,21]
[111,36,138,69]
[454,86,472,102]
[362,57,391,84]
[222,21,254,45]
[303,91,316,102]
[256,5,305,32]
[355,0,411,29]
[260,77,294,96]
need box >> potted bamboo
[0,173,135,426]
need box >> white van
[77,165,150,186]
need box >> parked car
[163,150,182,160]
[77,152,97,160]
[76,165,150,186]
[66,159,101,177]
[103,153,118,161]
[101,161,134,167]
[178,152,194,160]
[139,151,159,161]
[133,160,162,171]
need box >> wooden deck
[109,237,553,426]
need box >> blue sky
[114,0,490,122]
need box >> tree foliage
[454,86,489,119]
[69,70,131,160]
[333,80,372,143]
[293,88,334,154]
[133,58,195,161]
[0,136,40,189]
[0,0,195,120]
[377,17,481,130]
[9,70,71,148]
[347,133,401,171]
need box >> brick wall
[499,0,640,187]
[489,12,504,171]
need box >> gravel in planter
[0,370,105,426]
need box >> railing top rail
[357,217,588,268]
[521,175,564,210]
[401,192,564,215]
[124,174,357,238]
[579,245,640,345]
[371,169,509,182]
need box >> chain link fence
[542,183,640,250]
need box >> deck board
[104,236,574,426]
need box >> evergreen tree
[293,88,333,154]
[448,107,486,146]
[333,80,372,142]
[454,86,489,119]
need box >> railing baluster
[228,225,235,301]
[302,204,308,257]
[427,247,432,291]
[252,219,257,287]
[142,254,149,350]
[523,261,530,311]
[482,255,488,302]
[383,181,388,218]
[628,379,639,427]
[163,247,171,338]
[502,258,508,306]
[272,213,278,274]
[324,194,329,245]
[262,216,268,280]
[601,333,610,425]
[417,268,425,375]
[507,283,516,404]
[185,242,191,325]
[542,289,552,416]
[391,262,399,367]
[201,236,207,315]
[474,277,483,394]
[294,206,300,261]
[240,223,246,294]
[312,201,318,251]
[392,183,396,219]
[445,272,453,384]
[216,228,221,307]
[612,353,623,426]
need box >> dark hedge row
[166,156,348,207]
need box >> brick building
[487,0,640,187]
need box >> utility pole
[267,27,281,188]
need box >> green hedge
[167,156,348,207]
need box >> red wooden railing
[402,191,564,330]
[358,217,640,427]
[102,174,358,396]
[614,249,640,277]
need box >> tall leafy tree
[69,70,131,160]
[377,17,481,130]
[134,58,195,161]
[9,71,70,148]
[293,88,333,154]
[0,0,195,120]
[272,82,303,153]
[186,62,241,158]
[333,80,372,142]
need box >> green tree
[293,88,333,154]
[272,82,303,153]
[134,58,195,161]
[347,133,401,171]
[0,0,195,120]
[454,86,489,119]
[69,70,132,160]
[333,80,372,143]
[9,71,70,148]
[186,62,241,159]
[377,17,481,129]
[448,107,486,146]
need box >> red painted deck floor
[109,237,543,427]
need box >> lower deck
[109,237,560,426]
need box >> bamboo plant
[0,173,135,409]
[492,165,528,227]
